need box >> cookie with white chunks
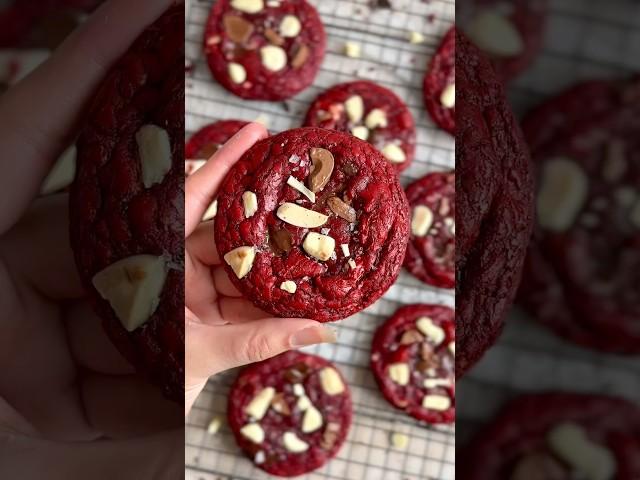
[424,26,455,134]
[69,6,184,401]
[185,119,249,172]
[404,171,455,289]
[214,127,410,322]
[371,304,455,424]
[228,351,352,477]
[303,81,416,172]
[204,0,326,100]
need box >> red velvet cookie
[215,127,410,321]
[518,78,640,353]
[461,0,547,82]
[185,119,249,175]
[204,0,325,100]
[404,172,455,289]
[460,393,640,480]
[456,30,534,377]
[303,81,416,173]
[423,26,455,134]
[371,304,455,424]
[228,351,352,477]
[69,6,184,401]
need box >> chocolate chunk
[224,15,255,44]
[270,228,293,254]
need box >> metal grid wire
[459,0,640,445]
[185,0,455,479]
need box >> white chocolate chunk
[537,157,588,232]
[416,317,445,345]
[231,0,264,14]
[344,42,361,58]
[224,246,256,279]
[408,31,425,44]
[277,203,329,228]
[280,280,297,293]
[319,367,345,395]
[440,83,455,108]
[260,45,287,71]
[365,108,388,129]
[390,432,409,449]
[423,378,452,389]
[467,11,524,57]
[340,244,350,257]
[422,395,451,411]
[547,423,616,480]
[245,387,276,420]
[381,143,406,163]
[228,62,247,84]
[136,125,172,188]
[279,15,301,37]
[292,384,305,396]
[448,342,455,355]
[297,395,311,411]
[202,199,218,221]
[240,423,265,444]
[254,451,266,464]
[92,255,167,332]
[301,405,323,433]
[345,95,364,123]
[243,191,258,218]
[41,145,77,195]
[411,205,434,237]
[388,363,410,386]
[348,259,356,270]
[287,175,316,202]
[283,431,309,453]
[351,125,369,141]
[302,232,335,261]
[207,416,222,435]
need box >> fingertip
[287,320,338,348]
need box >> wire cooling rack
[185,1,455,479]
[458,0,640,445]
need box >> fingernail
[290,326,337,348]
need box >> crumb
[344,42,362,58]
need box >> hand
[0,1,182,478]
[185,123,337,415]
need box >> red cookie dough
[461,0,547,82]
[460,393,640,480]
[185,119,248,175]
[204,0,325,100]
[303,81,416,173]
[456,30,534,377]
[371,304,455,424]
[69,6,184,401]
[423,26,455,134]
[215,127,410,322]
[228,351,352,477]
[518,78,640,353]
[404,172,455,289]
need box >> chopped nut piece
[422,395,451,411]
[283,431,309,453]
[230,0,264,14]
[303,232,335,261]
[416,317,445,345]
[242,191,258,218]
[291,43,310,68]
[319,367,345,395]
[365,108,388,129]
[347,259,356,270]
[223,246,256,279]
[245,387,276,420]
[260,45,287,71]
[423,378,452,389]
[277,203,328,228]
[207,416,222,435]
[280,280,297,293]
[345,95,364,123]
[344,41,361,58]
[240,423,265,443]
[320,423,341,450]
[228,62,247,84]
[340,244,350,257]
[202,199,218,221]
[223,15,254,44]
[135,125,172,188]
[264,28,285,45]
[408,31,425,44]
[351,125,369,140]
[390,432,409,449]
[287,175,316,202]
[308,148,335,192]
[270,393,291,415]
[399,329,424,345]
[382,143,407,164]
[388,363,410,386]
[327,196,357,223]
[279,15,301,37]
[411,205,434,236]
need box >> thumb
[185,317,337,410]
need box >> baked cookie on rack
[371,304,455,424]
[228,351,352,477]
[423,26,455,134]
[303,80,416,173]
[185,119,249,174]
[203,0,325,100]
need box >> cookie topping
[280,280,297,293]
[270,392,291,415]
[230,0,264,14]
[423,378,452,389]
[92,255,167,332]
[203,200,218,220]
[303,232,335,261]
[243,191,258,218]
[279,15,301,37]
[207,416,222,435]
[365,108,388,129]
[301,405,323,433]
[381,143,407,164]
[290,43,311,68]
[399,329,424,345]
[467,11,524,57]
[416,317,445,345]
[224,246,257,279]
[228,62,247,83]
[277,203,329,228]
[320,423,341,450]
[245,387,276,420]
[287,175,316,202]
[292,383,306,396]
[264,28,285,46]
[283,431,309,453]
[388,363,410,386]
[260,45,287,71]
[223,14,254,44]
[270,228,293,253]
[411,205,434,236]
[135,125,172,188]
[340,244,350,257]
[348,259,356,269]
[319,367,345,395]
[351,125,369,140]
[344,42,361,58]
[345,95,364,123]
[390,432,409,449]
[327,197,357,223]
[308,148,335,192]
[240,423,265,443]
[440,83,455,109]
[422,395,451,411]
